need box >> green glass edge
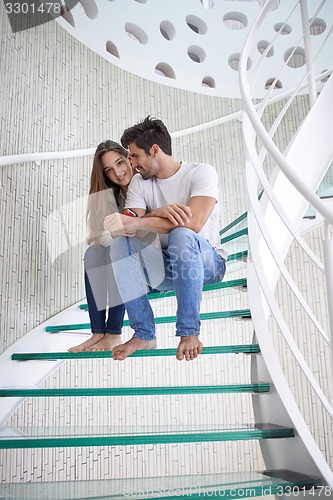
[221,227,248,244]
[0,383,270,398]
[148,480,319,500]
[219,211,247,236]
[44,309,251,333]
[12,343,259,360]
[219,191,263,237]
[79,278,248,309]
[0,427,294,449]
[0,478,320,500]
[227,250,248,262]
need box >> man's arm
[138,196,215,233]
[144,203,192,226]
[104,196,215,236]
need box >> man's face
[129,143,159,180]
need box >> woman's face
[101,150,133,191]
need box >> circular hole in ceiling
[186,15,207,34]
[258,0,280,11]
[284,47,306,68]
[61,5,75,27]
[188,45,206,63]
[79,0,98,20]
[228,53,251,71]
[160,20,176,40]
[265,78,283,90]
[310,18,326,35]
[223,12,248,30]
[155,63,176,79]
[125,23,148,44]
[200,0,214,9]
[134,0,147,3]
[106,40,120,58]
[202,76,215,88]
[274,22,292,35]
[257,40,274,57]
[320,70,329,83]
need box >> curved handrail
[239,1,333,226]
[243,125,328,344]
[239,0,333,485]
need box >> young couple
[69,116,227,361]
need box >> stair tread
[44,309,252,333]
[220,210,247,235]
[0,424,294,449]
[0,383,270,397]
[79,278,248,309]
[227,250,248,262]
[11,343,259,360]
[221,227,248,244]
[0,469,319,499]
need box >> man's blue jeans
[84,245,125,335]
[110,228,226,340]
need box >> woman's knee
[84,244,109,269]
[110,236,137,264]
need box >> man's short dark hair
[121,115,172,156]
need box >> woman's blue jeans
[84,245,125,335]
[110,228,226,340]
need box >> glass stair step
[44,309,251,333]
[221,227,248,244]
[78,278,247,309]
[0,424,294,449]
[11,343,260,360]
[227,250,248,262]
[0,469,320,499]
[0,383,270,397]
[220,211,247,236]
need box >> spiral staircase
[1,0,333,498]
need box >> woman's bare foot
[68,334,103,353]
[176,336,203,361]
[90,335,122,351]
[112,337,157,360]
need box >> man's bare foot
[112,337,157,360]
[90,335,122,351]
[176,336,203,361]
[68,334,103,353]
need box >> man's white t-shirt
[125,161,227,259]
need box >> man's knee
[168,227,196,247]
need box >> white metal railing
[239,0,333,486]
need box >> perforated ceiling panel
[56,0,332,98]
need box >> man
[104,116,227,361]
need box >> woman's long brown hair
[87,140,130,246]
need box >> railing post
[323,222,333,363]
[300,0,317,108]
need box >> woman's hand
[104,213,137,237]
[148,203,192,226]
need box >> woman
[69,140,134,352]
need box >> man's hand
[103,213,138,237]
[147,204,192,226]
